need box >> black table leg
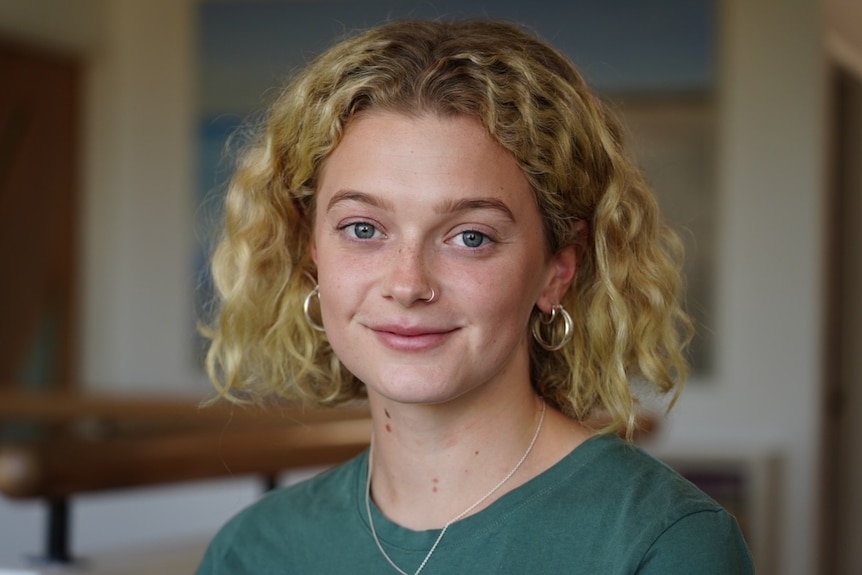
[45,498,72,563]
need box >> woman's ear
[310,235,318,264]
[537,245,577,313]
[536,220,588,312]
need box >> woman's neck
[365,389,588,530]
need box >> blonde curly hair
[203,19,693,437]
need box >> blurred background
[0,0,859,574]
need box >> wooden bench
[0,390,372,563]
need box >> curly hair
[203,19,693,437]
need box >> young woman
[197,19,754,574]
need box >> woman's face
[312,112,574,407]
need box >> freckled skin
[311,112,567,408]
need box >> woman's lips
[369,324,457,352]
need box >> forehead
[318,112,532,205]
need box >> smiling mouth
[370,326,457,352]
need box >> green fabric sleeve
[637,509,755,574]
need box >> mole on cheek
[432,478,439,493]
[385,423,392,432]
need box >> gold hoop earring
[303,285,326,332]
[531,304,573,351]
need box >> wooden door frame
[820,61,862,575]
[0,38,79,390]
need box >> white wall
[81,0,208,394]
[0,0,830,573]
[824,0,862,78]
[0,0,100,53]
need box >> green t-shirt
[197,434,754,574]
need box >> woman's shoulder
[507,434,754,573]
[234,450,365,525]
[570,433,724,512]
[199,451,367,563]
[587,437,755,574]
[527,433,738,544]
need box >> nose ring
[423,288,437,303]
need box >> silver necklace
[365,402,547,575]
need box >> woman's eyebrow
[326,189,394,212]
[436,198,516,222]
[326,191,515,222]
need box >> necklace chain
[365,402,547,575]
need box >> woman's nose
[383,243,436,307]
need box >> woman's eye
[347,222,378,239]
[457,230,489,248]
